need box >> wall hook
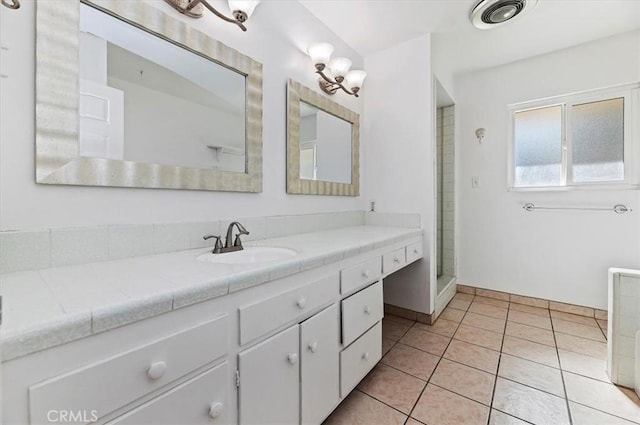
[2,0,20,10]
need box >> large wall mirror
[287,80,360,196]
[35,0,263,192]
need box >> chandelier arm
[338,83,358,97]
[315,70,358,97]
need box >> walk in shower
[435,80,456,298]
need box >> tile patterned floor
[323,292,640,425]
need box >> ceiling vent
[470,0,538,29]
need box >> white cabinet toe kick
[3,236,422,425]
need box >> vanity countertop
[1,225,422,361]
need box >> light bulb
[329,57,351,83]
[345,70,366,91]
[307,43,334,71]
[228,0,260,22]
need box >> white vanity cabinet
[383,247,407,275]
[238,325,301,425]
[2,232,423,425]
[300,304,340,425]
[238,304,340,425]
[27,315,229,425]
[340,322,382,397]
[341,281,383,346]
[106,361,230,425]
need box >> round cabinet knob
[296,298,307,309]
[361,270,370,279]
[363,305,371,315]
[208,402,224,418]
[362,352,369,361]
[308,341,318,353]
[287,353,298,365]
[147,361,167,380]
[414,248,419,254]
[393,257,400,263]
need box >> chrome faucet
[224,221,250,252]
[203,222,250,254]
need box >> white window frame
[507,82,639,191]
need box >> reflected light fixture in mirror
[307,43,366,97]
[165,0,260,31]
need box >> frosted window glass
[514,106,562,187]
[571,98,624,183]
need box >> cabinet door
[300,304,340,425]
[239,325,300,425]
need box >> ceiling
[298,0,640,75]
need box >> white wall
[364,34,434,314]
[455,31,640,310]
[0,0,365,231]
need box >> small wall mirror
[287,80,360,196]
[36,0,263,192]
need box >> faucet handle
[203,235,223,253]
[233,234,245,248]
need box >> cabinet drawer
[29,315,229,424]
[239,274,338,345]
[382,247,406,275]
[406,241,423,264]
[340,256,382,295]
[341,281,383,346]
[340,322,382,397]
[107,362,229,425]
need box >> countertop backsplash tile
[1,211,422,275]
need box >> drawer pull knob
[296,298,307,309]
[209,402,224,418]
[147,361,167,380]
[362,352,370,361]
[393,257,400,263]
[308,341,318,353]
[363,305,371,315]
[287,353,298,365]
[362,270,370,279]
[414,249,419,254]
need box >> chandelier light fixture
[307,43,366,97]
[165,0,261,31]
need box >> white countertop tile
[1,225,422,361]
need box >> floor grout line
[375,294,626,425]
[486,299,510,425]
[352,389,413,419]
[551,308,574,425]
[491,408,537,425]
[404,294,474,422]
[568,399,640,424]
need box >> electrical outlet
[471,176,480,188]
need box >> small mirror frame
[286,79,360,196]
[35,0,263,192]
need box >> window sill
[507,183,639,192]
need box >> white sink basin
[197,247,298,264]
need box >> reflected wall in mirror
[36,0,263,191]
[287,80,359,196]
[79,4,246,172]
[299,102,352,184]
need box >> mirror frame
[286,79,360,196]
[35,0,263,192]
